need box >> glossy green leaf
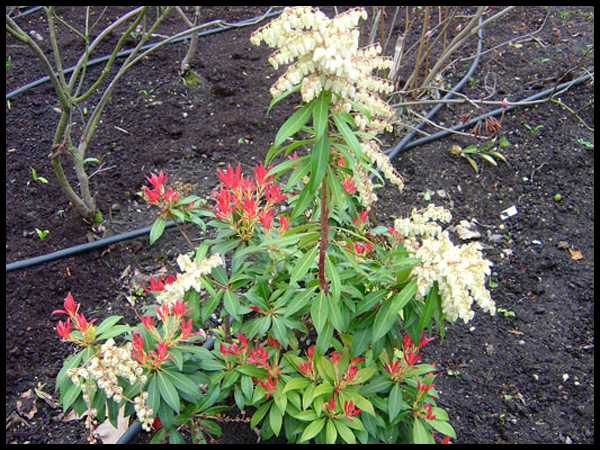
[412,417,434,444]
[290,245,319,285]
[387,383,403,422]
[332,111,362,158]
[267,101,314,163]
[283,377,312,393]
[334,419,356,444]
[372,278,417,343]
[418,282,440,331]
[149,218,166,245]
[313,91,330,139]
[311,291,329,334]
[157,371,180,413]
[309,132,330,192]
[429,418,457,439]
[223,290,240,319]
[161,369,201,401]
[326,418,338,444]
[300,417,326,442]
[270,402,283,436]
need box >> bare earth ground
[6,6,594,444]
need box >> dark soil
[6,6,594,444]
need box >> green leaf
[271,316,289,348]
[372,278,417,343]
[290,245,319,285]
[268,101,314,163]
[311,291,330,334]
[343,391,375,417]
[267,84,301,116]
[250,401,271,429]
[332,111,362,158]
[326,293,344,333]
[161,369,201,401]
[387,383,403,422]
[223,290,240,319]
[334,419,357,444]
[324,257,341,305]
[418,282,440,331]
[270,402,283,436]
[412,417,434,444]
[313,90,330,140]
[147,373,161,414]
[236,364,268,378]
[149,218,166,245]
[60,382,82,413]
[157,371,180,413]
[291,181,316,219]
[283,377,312,393]
[300,417,326,443]
[429,418,457,439]
[464,155,479,173]
[326,418,338,444]
[479,153,498,166]
[309,132,330,192]
[94,315,123,338]
[284,286,317,317]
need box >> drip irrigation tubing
[382,16,485,165]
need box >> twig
[530,162,547,183]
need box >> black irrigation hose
[398,71,594,152]
[6,221,164,272]
[383,21,484,163]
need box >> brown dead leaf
[16,389,38,420]
[94,405,130,444]
[568,248,584,260]
[450,219,481,240]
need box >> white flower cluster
[395,204,494,323]
[251,6,395,135]
[66,339,154,431]
[352,165,377,210]
[360,140,404,190]
[134,392,154,431]
[393,204,452,238]
[157,253,223,307]
[409,231,495,323]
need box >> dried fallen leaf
[568,248,584,260]
[452,219,481,240]
[34,385,61,409]
[94,405,130,444]
[16,389,38,420]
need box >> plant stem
[171,215,195,251]
[318,174,329,294]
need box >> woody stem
[318,174,329,294]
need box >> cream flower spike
[251,7,394,136]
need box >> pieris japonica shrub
[52,7,495,444]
